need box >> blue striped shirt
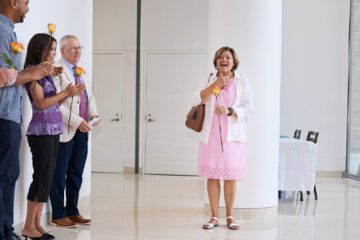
[0,14,23,124]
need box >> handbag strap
[208,73,213,83]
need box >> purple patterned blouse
[25,76,64,136]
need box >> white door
[144,52,208,175]
[92,53,125,173]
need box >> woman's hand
[213,75,225,88]
[65,83,85,96]
[48,66,63,77]
[30,62,53,80]
[0,68,17,87]
[213,72,231,88]
[215,106,230,116]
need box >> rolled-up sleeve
[233,76,253,122]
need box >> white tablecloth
[278,138,318,191]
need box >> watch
[227,107,234,116]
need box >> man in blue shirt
[0,1,55,239]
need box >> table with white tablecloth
[278,138,318,191]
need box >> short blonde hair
[213,46,240,71]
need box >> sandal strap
[211,216,218,220]
[226,216,234,219]
[228,222,239,227]
[204,223,215,228]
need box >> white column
[206,0,282,216]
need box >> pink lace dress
[198,79,245,180]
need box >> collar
[211,71,241,79]
[0,13,15,30]
[62,58,75,71]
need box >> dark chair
[294,129,302,139]
[300,131,319,201]
[306,131,319,144]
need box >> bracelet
[227,107,233,116]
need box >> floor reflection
[16,174,360,240]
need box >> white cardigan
[193,72,253,144]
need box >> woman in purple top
[21,33,83,240]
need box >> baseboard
[123,167,143,174]
[14,195,91,231]
[316,171,343,178]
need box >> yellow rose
[10,42,24,54]
[212,86,221,95]
[47,23,56,34]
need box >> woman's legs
[203,179,220,229]
[21,200,43,237]
[224,180,239,230]
[35,202,46,234]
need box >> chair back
[294,129,301,139]
[306,131,319,144]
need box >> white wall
[281,0,350,171]
[14,0,93,224]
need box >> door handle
[146,113,156,122]
[111,117,120,122]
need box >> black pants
[27,135,59,202]
[0,119,21,240]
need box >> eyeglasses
[68,46,83,51]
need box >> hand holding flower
[65,83,84,97]
[213,76,225,88]
[0,68,17,87]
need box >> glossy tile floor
[38,173,360,240]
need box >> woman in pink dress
[195,47,253,230]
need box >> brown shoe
[68,214,91,225]
[51,217,78,228]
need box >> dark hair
[213,46,240,71]
[24,33,57,67]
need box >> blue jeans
[50,130,88,220]
[0,119,21,240]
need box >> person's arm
[29,80,84,110]
[14,63,53,86]
[200,73,225,103]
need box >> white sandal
[226,216,240,230]
[202,216,219,229]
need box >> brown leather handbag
[185,73,213,132]
[185,104,205,132]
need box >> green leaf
[5,59,12,66]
